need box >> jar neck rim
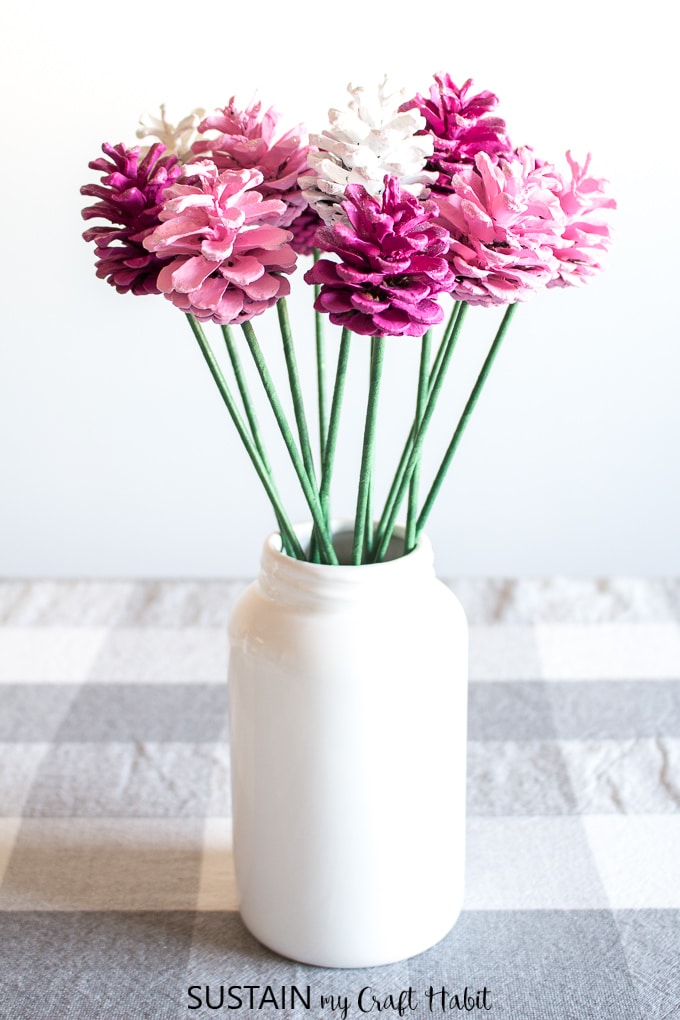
[259,521,436,601]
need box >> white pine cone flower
[300,75,437,225]
[136,105,209,162]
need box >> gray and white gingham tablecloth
[0,578,679,1019]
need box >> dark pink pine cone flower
[81,142,181,295]
[402,73,513,194]
[288,204,323,256]
[305,176,454,337]
[192,98,309,228]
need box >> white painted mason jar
[227,523,468,968]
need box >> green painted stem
[241,319,337,566]
[319,327,352,526]
[364,476,374,558]
[313,249,328,464]
[221,326,266,463]
[277,298,317,488]
[277,297,320,560]
[405,329,432,553]
[221,325,293,558]
[431,301,460,377]
[372,302,469,561]
[416,302,518,538]
[186,315,304,560]
[372,303,462,557]
[353,336,386,565]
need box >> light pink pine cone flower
[191,99,309,228]
[144,162,297,325]
[434,148,566,306]
[548,152,616,288]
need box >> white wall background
[1,0,677,579]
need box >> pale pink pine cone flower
[548,152,616,288]
[144,162,297,325]
[300,76,436,227]
[434,148,566,306]
[191,98,309,228]
[136,105,208,162]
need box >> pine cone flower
[191,98,309,228]
[299,76,437,227]
[144,162,297,325]
[136,105,208,161]
[548,152,616,288]
[434,149,566,306]
[288,205,323,256]
[304,176,454,337]
[81,142,182,296]
[402,73,513,193]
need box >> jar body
[227,526,468,968]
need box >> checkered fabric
[0,579,679,1019]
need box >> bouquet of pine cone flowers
[81,73,615,565]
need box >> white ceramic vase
[227,523,468,968]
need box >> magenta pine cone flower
[81,142,182,295]
[191,98,309,228]
[288,205,323,256]
[304,176,454,337]
[434,148,566,306]
[144,162,297,325]
[548,152,616,288]
[402,73,512,193]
